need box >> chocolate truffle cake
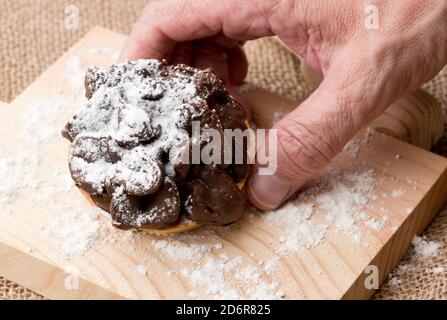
[62,59,250,233]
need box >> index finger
[120,0,274,61]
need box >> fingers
[119,18,176,61]
[246,49,389,210]
[169,43,193,66]
[227,46,248,85]
[193,41,230,83]
[120,0,273,61]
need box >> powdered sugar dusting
[411,236,441,258]
[21,99,78,144]
[0,149,42,210]
[41,210,101,256]
[264,202,327,254]
[182,256,282,299]
[264,167,377,253]
[151,236,223,262]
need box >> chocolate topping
[183,166,246,225]
[110,178,181,229]
[62,59,249,230]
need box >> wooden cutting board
[0,26,446,300]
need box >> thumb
[246,59,387,210]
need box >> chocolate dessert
[62,59,250,232]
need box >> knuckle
[276,119,337,181]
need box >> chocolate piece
[69,136,119,195]
[110,178,180,229]
[184,166,245,225]
[115,105,160,148]
[71,136,119,163]
[91,194,112,212]
[225,164,250,183]
[108,146,163,196]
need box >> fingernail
[247,173,291,211]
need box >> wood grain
[0,27,446,300]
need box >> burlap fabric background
[1,0,446,300]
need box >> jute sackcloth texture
[0,0,446,300]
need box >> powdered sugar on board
[0,148,42,210]
[21,99,81,144]
[41,209,101,256]
[263,167,378,254]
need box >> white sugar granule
[136,264,148,276]
[343,138,361,157]
[65,55,86,91]
[0,149,42,209]
[432,266,445,274]
[87,46,120,62]
[364,215,388,231]
[411,236,441,259]
[263,257,280,275]
[87,47,115,55]
[388,276,402,287]
[392,188,406,198]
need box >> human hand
[121,0,447,210]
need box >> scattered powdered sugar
[87,46,118,57]
[411,236,441,259]
[86,46,120,63]
[136,264,148,276]
[145,231,284,298]
[41,209,101,256]
[385,236,444,289]
[182,256,282,299]
[65,55,86,91]
[388,275,402,287]
[263,168,377,254]
[318,169,376,240]
[21,99,77,144]
[392,188,407,198]
[262,257,280,275]
[343,139,361,157]
[151,236,223,262]
[264,202,327,254]
[0,148,42,209]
